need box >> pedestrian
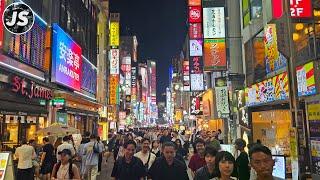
[51,149,81,180]
[15,139,36,180]
[217,129,224,144]
[39,137,55,180]
[56,136,76,162]
[194,146,218,180]
[159,129,172,145]
[97,136,105,175]
[212,151,237,180]
[29,139,40,179]
[175,139,187,158]
[134,138,156,174]
[83,134,102,180]
[148,141,189,180]
[188,139,206,177]
[151,140,161,157]
[111,140,147,180]
[235,138,250,180]
[249,145,280,180]
[77,139,87,179]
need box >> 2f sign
[290,0,312,18]
[2,2,35,34]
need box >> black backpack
[52,161,74,179]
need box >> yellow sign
[109,22,119,47]
[175,110,183,122]
[109,75,118,105]
[289,128,298,159]
[308,104,320,120]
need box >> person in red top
[188,138,206,178]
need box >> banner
[215,86,229,118]
[109,75,119,105]
[296,61,316,97]
[203,7,225,38]
[110,49,119,75]
[204,39,226,71]
[109,22,119,47]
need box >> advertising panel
[51,24,82,91]
[81,57,97,95]
[0,0,4,48]
[204,39,226,71]
[109,22,119,47]
[245,72,289,106]
[131,67,137,103]
[189,6,202,23]
[203,7,225,38]
[190,39,203,56]
[215,86,229,118]
[188,0,201,6]
[122,57,131,95]
[189,23,202,39]
[290,0,312,18]
[140,66,148,103]
[190,56,203,74]
[190,74,204,91]
[151,61,157,102]
[272,0,284,19]
[183,61,190,91]
[110,49,120,75]
[190,96,203,115]
[296,61,316,97]
[203,89,215,118]
[109,75,119,105]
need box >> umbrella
[36,123,80,136]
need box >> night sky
[110,0,188,102]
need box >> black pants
[98,153,103,172]
[17,168,34,180]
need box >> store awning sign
[51,24,82,91]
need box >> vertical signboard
[189,23,202,39]
[203,7,225,39]
[204,39,227,71]
[110,49,119,75]
[215,86,229,118]
[51,24,82,91]
[109,22,119,47]
[190,96,203,115]
[189,6,202,23]
[190,74,204,91]
[131,66,137,104]
[189,39,203,56]
[183,61,190,91]
[150,61,157,103]
[0,0,5,49]
[290,0,312,18]
[109,75,119,105]
[296,61,316,97]
[122,57,131,95]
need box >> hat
[58,149,72,156]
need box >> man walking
[83,135,102,180]
[15,139,36,180]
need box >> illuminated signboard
[183,61,190,91]
[290,0,312,18]
[296,61,316,96]
[215,86,229,118]
[110,49,120,75]
[51,23,82,91]
[190,74,204,91]
[81,56,97,95]
[204,39,226,71]
[188,0,201,6]
[109,75,119,105]
[190,56,203,74]
[190,96,203,115]
[150,61,157,102]
[189,39,203,56]
[189,23,202,39]
[109,22,119,47]
[245,72,289,106]
[272,0,284,19]
[189,6,202,23]
[0,0,5,49]
[203,7,225,38]
[131,66,137,103]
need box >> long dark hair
[214,151,236,178]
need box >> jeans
[17,168,34,180]
[86,165,98,180]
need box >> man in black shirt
[148,142,189,180]
[159,130,172,145]
[111,140,146,180]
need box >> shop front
[0,70,53,150]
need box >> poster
[204,39,226,71]
[190,96,203,115]
[215,86,229,118]
[189,39,203,56]
[296,61,316,97]
[272,156,286,179]
[203,7,225,38]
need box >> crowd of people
[13,128,280,180]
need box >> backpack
[52,161,74,179]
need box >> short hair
[84,131,91,137]
[141,138,150,144]
[194,138,206,146]
[21,139,28,145]
[162,141,177,150]
[249,145,272,159]
[29,139,35,144]
[235,138,246,149]
[63,136,70,142]
[43,137,49,142]
[214,151,236,177]
[90,134,96,139]
[123,140,137,149]
[204,146,218,157]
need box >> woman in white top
[51,149,80,180]
[211,151,237,180]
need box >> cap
[58,149,72,156]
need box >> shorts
[40,162,54,174]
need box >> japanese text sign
[110,22,119,47]
[189,39,203,56]
[109,75,119,105]
[51,24,82,91]
[215,86,230,118]
[189,23,202,39]
[110,49,119,75]
[190,56,203,74]
[204,39,226,71]
[190,96,203,115]
[189,6,202,23]
[203,7,225,38]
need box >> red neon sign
[272,0,283,19]
[290,0,312,18]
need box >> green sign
[51,99,65,107]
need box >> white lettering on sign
[58,41,80,80]
[290,0,312,17]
